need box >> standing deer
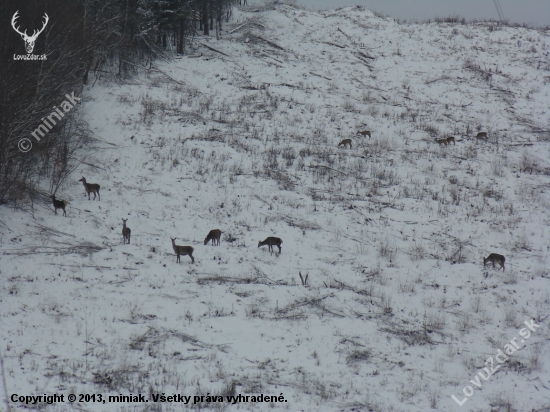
[204,229,222,246]
[446,136,456,145]
[357,130,371,138]
[476,132,488,141]
[79,177,100,200]
[122,219,131,244]
[436,138,448,146]
[338,139,352,149]
[258,237,283,254]
[171,237,194,264]
[484,253,505,271]
[50,195,68,216]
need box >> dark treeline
[0,0,237,207]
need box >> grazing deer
[171,237,194,264]
[258,237,283,254]
[484,253,505,271]
[50,195,68,216]
[204,229,222,246]
[436,138,448,146]
[78,177,100,200]
[446,136,456,145]
[338,139,352,149]
[476,132,488,140]
[358,130,371,138]
[122,219,131,244]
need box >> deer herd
[338,130,489,149]
[48,130,503,270]
[434,132,489,146]
[49,178,284,265]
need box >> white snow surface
[2,4,550,411]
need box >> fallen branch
[46,263,113,269]
[150,65,187,86]
[240,84,268,90]
[276,293,334,313]
[120,59,188,86]
[350,78,387,92]
[260,52,283,63]
[323,40,346,49]
[309,71,332,80]
[4,243,103,256]
[354,57,374,70]
[229,21,250,34]
[31,222,75,238]
[200,42,231,57]
[353,52,375,68]
[425,75,452,85]
[276,82,300,88]
[337,28,352,39]
[260,58,284,68]
[256,34,285,50]
[355,50,375,60]
[308,164,348,176]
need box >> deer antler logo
[11,11,49,54]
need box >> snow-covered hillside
[2,3,550,411]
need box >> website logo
[12,11,48,60]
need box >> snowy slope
[1,4,550,411]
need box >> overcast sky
[293,0,549,27]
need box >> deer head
[12,11,49,54]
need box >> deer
[122,219,131,244]
[258,237,283,254]
[78,177,100,200]
[476,132,488,141]
[484,253,505,271]
[171,237,194,264]
[357,130,371,138]
[446,136,456,145]
[338,139,352,149]
[436,138,448,146]
[50,195,68,216]
[11,11,49,54]
[204,229,222,246]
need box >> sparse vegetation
[1,4,549,412]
